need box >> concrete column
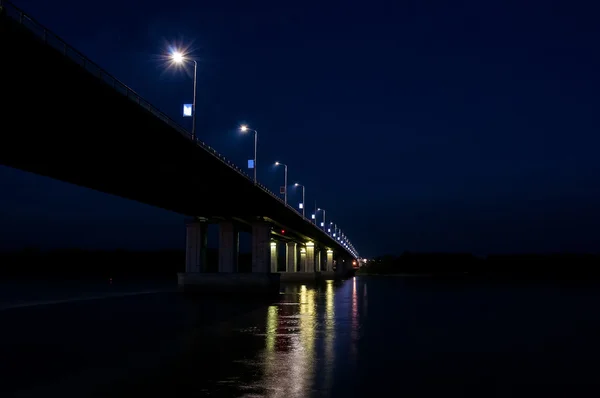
[218,221,238,273]
[306,242,315,272]
[316,249,322,272]
[286,242,297,272]
[185,219,207,273]
[326,249,333,272]
[252,221,271,273]
[299,247,307,272]
[270,241,278,272]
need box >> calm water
[2,276,600,397]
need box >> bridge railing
[0,1,258,177]
[0,0,355,256]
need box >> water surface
[3,276,600,397]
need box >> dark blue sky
[2,0,600,256]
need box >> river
[2,276,600,396]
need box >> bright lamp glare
[171,51,184,63]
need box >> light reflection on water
[8,277,600,397]
[237,280,358,397]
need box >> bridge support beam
[252,221,271,273]
[320,248,336,280]
[185,219,207,273]
[280,241,322,283]
[179,220,279,294]
[316,249,322,272]
[218,221,238,273]
[326,249,334,272]
[305,242,315,273]
[270,240,278,272]
[286,242,297,272]
[299,246,307,272]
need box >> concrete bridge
[0,1,359,292]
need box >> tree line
[358,252,600,278]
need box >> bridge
[0,1,360,292]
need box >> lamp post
[170,51,197,142]
[274,162,288,205]
[317,207,326,229]
[240,125,258,183]
[294,183,305,217]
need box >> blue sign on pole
[248,159,254,169]
[183,104,192,117]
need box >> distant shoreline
[0,289,175,312]
[356,273,433,277]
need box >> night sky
[1,0,600,257]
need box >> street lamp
[317,208,326,229]
[274,162,288,205]
[294,183,305,217]
[169,50,198,142]
[240,125,258,183]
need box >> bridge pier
[326,249,334,271]
[286,242,297,272]
[270,240,278,273]
[281,241,322,283]
[305,242,315,272]
[316,248,322,272]
[185,218,208,273]
[218,221,238,273]
[252,221,271,273]
[318,248,337,280]
[299,246,307,272]
[178,219,279,295]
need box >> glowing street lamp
[317,208,326,229]
[240,125,258,183]
[274,162,288,205]
[169,50,198,142]
[294,183,305,217]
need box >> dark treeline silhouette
[0,248,253,279]
[4,249,600,280]
[359,252,600,279]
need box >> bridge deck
[0,2,352,255]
